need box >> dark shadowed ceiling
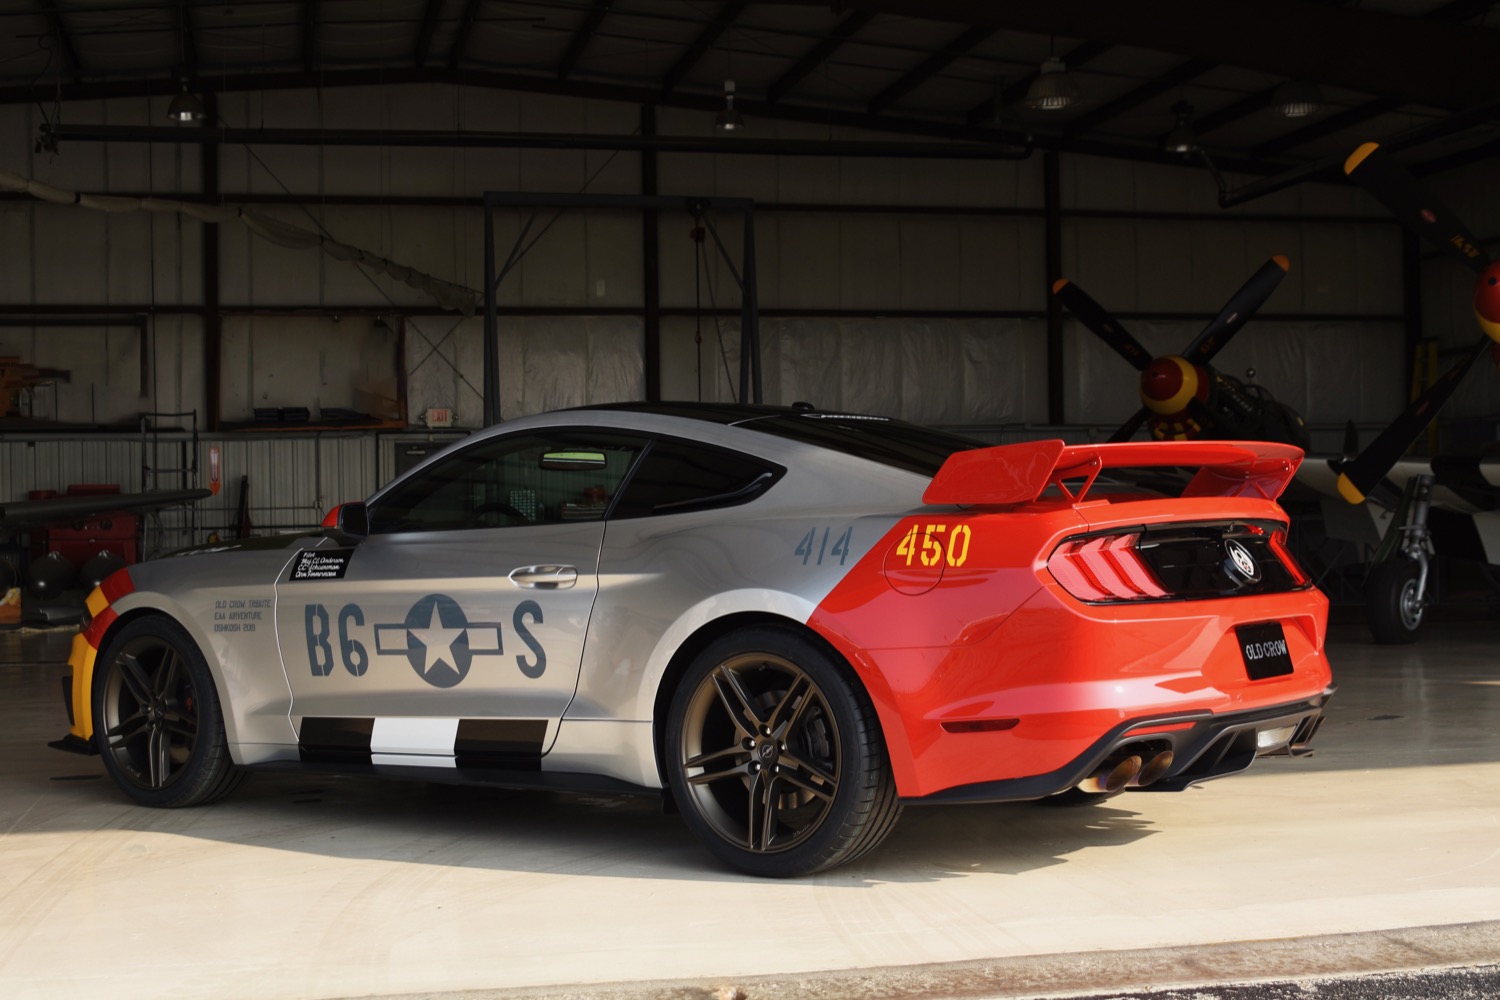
[2,1,1497,180]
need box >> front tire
[1366,558,1424,645]
[665,626,901,877]
[93,615,243,807]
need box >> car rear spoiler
[923,439,1304,506]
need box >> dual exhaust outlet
[1076,748,1175,796]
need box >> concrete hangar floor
[2,619,1499,1000]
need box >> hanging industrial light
[1270,79,1325,119]
[167,79,205,123]
[715,79,744,132]
[1162,101,1199,156]
[1024,56,1082,112]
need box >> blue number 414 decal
[795,526,853,566]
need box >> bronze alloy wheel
[667,626,901,877]
[678,651,841,855]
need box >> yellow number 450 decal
[895,523,972,568]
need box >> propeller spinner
[1334,142,1500,503]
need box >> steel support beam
[765,10,873,105]
[302,2,320,73]
[44,122,1031,160]
[866,25,993,116]
[1218,97,1500,206]
[642,104,661,402]
[449,0,483,70]
[659,1,746,97]
[1416,137,1500,176]
[557,0,613,80]
[764,0,1500,110]
[1064,58,1215,136]
[414,0,444,68]
[177,1,199,78]
[13,66,1303,175]
[1044,149,1063,426]
[482,191,759,412]
[203,92,222,431]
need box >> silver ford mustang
[53,403,1333,876]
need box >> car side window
[611,437,783,519]
[369,431,645,534]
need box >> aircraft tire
[1366,558,1424,645]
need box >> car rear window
[611,438,783,518]
[741,414,984,477]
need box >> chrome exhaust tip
[1128,750,1175,788]
[1076,754,1142,795]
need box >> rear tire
[1366,559,1424,645]
[93,616,243,807]
[665,625,901,877]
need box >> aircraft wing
[1296,457,1500,563]
[0,489,213,530]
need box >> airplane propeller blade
[1052,279,1153,372]
[1107,406,1150,443]
[1332,336,1489,504]
[1182,255,1290,365]
[1344,142,1492,275]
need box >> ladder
[139,410,199,557]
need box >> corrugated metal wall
[0,430,463,553]
[3,82,1488,544]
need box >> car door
[274,428,646,766]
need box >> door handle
[509,565,579,589]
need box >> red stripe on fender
[100,567,135,604]
[84,607,119,650]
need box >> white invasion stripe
[374,624,411,653]
[466,626,501,652]
[371,753,457,769]
[370,717,460,755]
[1473,512,1500,565]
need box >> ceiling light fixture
[1024,56,1082,112]
[167,79,205,123]
[1270,80,1325,119]
[1162,101,1199,156]
[715,79,744,132]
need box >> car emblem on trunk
[1225,539,1261,582]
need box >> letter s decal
[513,600,546,679]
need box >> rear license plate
[1236,621,1294,680]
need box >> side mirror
[336,501,369,538]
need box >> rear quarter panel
[809,496,1331,797]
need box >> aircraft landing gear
[1366,474,1433,645]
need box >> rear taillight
[1047,533,1167,602]
[1267,528,1309,587]
[1049,521,1309,603]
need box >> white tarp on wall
[684,317,1047,426]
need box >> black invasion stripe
[298,716,374,763]
[1429,456,1500,512]
[454,719,546,770]
[1429,508,1488,563]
